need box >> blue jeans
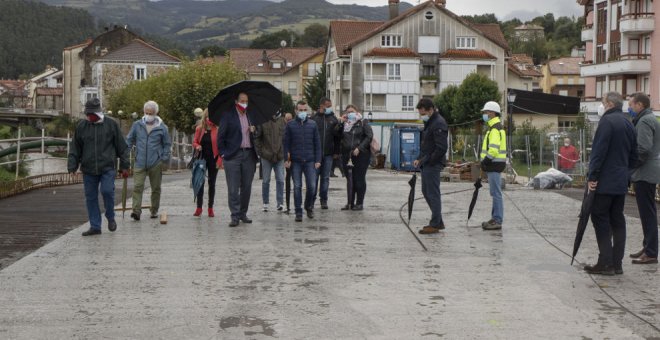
[262,159,284,206]
[83,170,116,231]
[487,171,503,224]
[292,161,317,216]
[421,163,443,226]
[317,155,334,202]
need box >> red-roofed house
[229,47,325,101]
[508,53,543,92]
[326,0,509,121]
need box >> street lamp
[131,111,138,119]
[507,90,516,160]
[367,111,373,121]
[193,107,203,118]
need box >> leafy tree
[198,45,227,57]
[303,63,327,112]
[452,73,501,125]
[281,93,294,115]
[250,29,300,49]
[108,58,246,134]
[461,13,499,24]
[433,85,459,125]
[299,23,328,48]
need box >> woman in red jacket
[192,109,223,217]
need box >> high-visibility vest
[480,116,507,172]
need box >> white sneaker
[277,204,284,211]
[263,204,269,212]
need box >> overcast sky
[324,0,584,21]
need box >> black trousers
[196,157,219,208]
[591,193,626,267]
[342,151,370,205]
[634,181,658,258]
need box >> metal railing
[0,172,82,199]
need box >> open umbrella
[191,158,207,202]
[571,185,595,265]
[121,176,128,219]
[207,80,282,126]
[467,178,483,221]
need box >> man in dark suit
[584,91,638,275]
[219,92,258,227]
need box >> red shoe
[208,208,215,217]
[193,208,202,216]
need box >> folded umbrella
[571,185,595,265]
[121,176,127,219]
[208,80,282,126]
[191,158,207,202]
[467,178,482,221]
[345,158,354,209]
[404,172,427,251]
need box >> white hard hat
[481,101,501,114]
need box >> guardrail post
[15,124,21,180]
[41,128,45,174]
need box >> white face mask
[564,142,570,147]
[238,103,248,110]
[597,103,605,117]
[144,115,156,123]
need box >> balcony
[580,54,651,77]
[581,25,593,42]
[620,13,655,34]
[365,105,387,112]
[365,75,389,81]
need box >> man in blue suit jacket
[584,91,638,275]
[218,92,258,227]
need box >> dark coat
[254,116,286,163]
[283,117,322,164]
[417,111,448,168]
[68,117,129,175]
[218,107,258,161]
[337,120,373,155]
[588,107,638,195]
[311,111,341,156]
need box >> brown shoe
[418,225,443,234]
[629,249,645,258]
[632,254,658,264]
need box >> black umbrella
[345,158,354,209]
[207,80,282,126]
[467,178,483,221]
[285,167,291,214]
[407,173,417,222]
[572,185,595,265]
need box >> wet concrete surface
[0,170,659,338]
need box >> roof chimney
[435,0,446,7]
[389,0,399,20]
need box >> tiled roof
[548,57,582,75]
[364,48,420,58]
[329,21,384,56]
[35,88,63,96]
[343,1,509,52]
[440,49,497,60]
[471,23,509,50]
[95,39,181,64]
[511,53,534,65]
[229,48,324,74]
[64,39,91,50]
[508,62,543,78]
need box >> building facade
[541,57,585,99]
[578,0,658,113]
[326,0,509,121]
[508,54,543,92]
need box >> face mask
[482,113,489,122]
[144,115,156,123]
[297,111,308,121]
[238,103,248,110]
[597,104,605,117]
[347,112,357,121]
[564,142,570,147]
[87,113,100,123]
[628,107,637,118]
[325,107,333,115]
[421,115,430,122]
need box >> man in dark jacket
[413,98,449,234]
[584,92,638,275]
[218,92,258,227]
[254,112,287,212]
[68,98,129,236]
[283,101,322,222]
[311,97,340,209]
[627,92,660,265]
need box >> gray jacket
[126,116,172,169]
[631,108,660,183]
[254,116,286,163]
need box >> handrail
[621,12,655,19]
[0,172,83,199]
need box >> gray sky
[325,0,584,21]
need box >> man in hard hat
[479,101,507,231]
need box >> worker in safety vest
[479,101,507,231]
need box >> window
[381,35,402,47]
[596,45,606,63]
[288,81,297,96]
[456,37,476,49]
[597,8,607,34]
[388,64,401,80]
[402,95,415,111]
[272,62,282,69]
[134,65,146,80]
[307,63,322,76]
[422,65,436,77]
[610,41,621,61]
[424,11,434,20]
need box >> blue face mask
[421,115,430,122]
[325,107,333,115]
[297,111,308,121]
[347,112,357,121]
[628,107,637,118]
[482,113,490,122]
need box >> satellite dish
[280,40,287,48]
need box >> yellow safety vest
[480,116,507,172]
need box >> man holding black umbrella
[413,98,449,235]
[218,92,258,227]
[584,92,637,275]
